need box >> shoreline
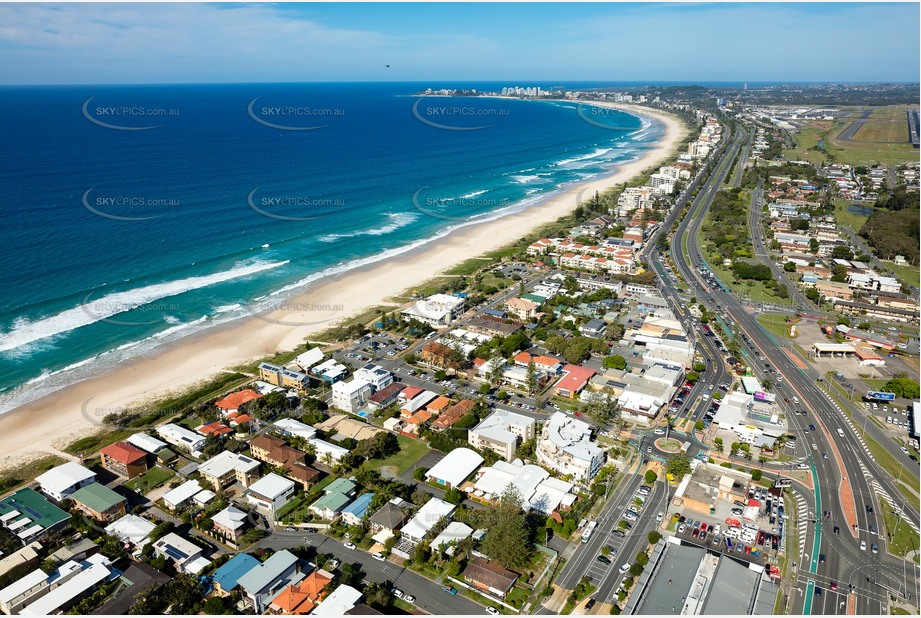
[0,102,687,471]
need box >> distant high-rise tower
[744,83,748,91]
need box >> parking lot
[667,484,785,569]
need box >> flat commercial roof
[636,544,706,615]
[701,556,760,615]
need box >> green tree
[695,420,704,431]
[644,470,657,484]
[603,355,627,370]
[526,359,538,395]
[479,485,532,569]
[648,531,661,545]
[783,261,797,272]
[203,597,229,615]
[444,487,464,505]
[412,467,428,482]
[665,454,692,480]
[751,469,763,481]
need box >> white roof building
[313,358,348,382]
[157,423,206,453]
[272,418,317,440]
[310,438,349,462]
[246,473,296,514]
[104,514,156,548]
[161,479,203,510]
[312,584,363,615]
[19,555,112,616]
[536,412,604,482]
[401,497,455,543]
[472,460,577,514]
[35,462,96,502]
[294,347,325,370]
[354,363,394,392]
[197,451,261,486]
[431,521,474,551]
[468,409,536,461]
[212,505,249,535]
[126,433,168,454]
[400,293,466,327]
[331,378,373,413]
[425,448,483,489]
[152,532,209,574]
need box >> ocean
[0,82,662,411]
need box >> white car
[405,595,416,604]
[654,428,666,435]
[901,447,910,455]
[486,607,499,615]
[678,524,686,533]
[620,563,631,574]
[656,512,664,522]
[344,541,356,550]
[792,397,799,405]
[860,540,867,551]
[702,394,709,401]
[392,589,405,599]
[372,552,386,561]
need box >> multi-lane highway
[663,120,920,614]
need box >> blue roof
[342,492,376,518]
[213,553,260,592]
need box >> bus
[581,521,597,544]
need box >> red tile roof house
[430,399,476,432]
[463,557,518,599]
[99,441,149,479]
[196,422,235,437]
[553,365,596,398]
[215,389,263,416]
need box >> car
[392,589,405,599]
[866,504,874,514]
[611,529,626,538]
[372,552,386,561]
[733,500,745,507]
[678,524,686,533]
[443,586,458,595]
[901,447,910,455]
[620,563,631,574]
[833,526,840,534]
[285,527,296,532]
[809,424,816,431]
[707,524,714,533]
[404,595,416,604]
[596,555,612,565]
[647,447,652,453]
[792,397,799,405]
[329,559,341,569]
[344,541,356,550]
[823,452,828,459]
[486,607,499,615]
[860,540,867,551]
[815,587,822,596]
[819,553,826,563]
[871,543,878,554]
[692,528,700,538]
[585,598,596,611]
[654,428,666,435]
[869,524,876,534]
[679,515,686,523]
[830,581,838,591]
[910,455,919,462]
[656,512,664,522]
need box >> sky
[0,2,917,84]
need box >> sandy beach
[0,102,687,470]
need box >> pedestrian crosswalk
[822,383,921,535]
[792,490,808,556]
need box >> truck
[581,520,597,544]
